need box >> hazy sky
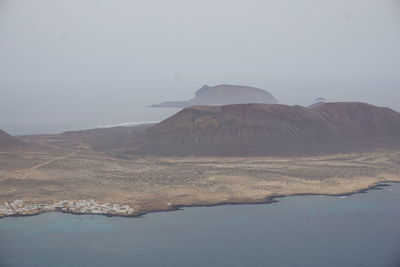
[1,0,400,134]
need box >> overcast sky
[1,0,400,134]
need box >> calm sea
[0,183,399,267]
[3,107,181,136]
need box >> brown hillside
[0,129,25,150]
[123,102,400,156]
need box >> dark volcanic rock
[123,102,400,156]
[150,84,278,108]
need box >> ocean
[0,183,399,267]
[3,107,181,136]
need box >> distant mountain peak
[309,97,327,108]
[315,97,327,102]
[150,84,278,108]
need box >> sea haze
[1,1,400,135]
[0,183,399,267]
[3,107,180,136]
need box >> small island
[149,84,278,107]
[1,102,400,218]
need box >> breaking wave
[96,121,159,128]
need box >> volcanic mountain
[122,102,400,156]
[0,129,25,150]
[150,84,278,108]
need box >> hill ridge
[125,102,400,156]
[0,129,26,150]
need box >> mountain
[150,84,278,108]
[122,102,400,156]
[0,129,25,150]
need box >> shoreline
[1,180,398,220]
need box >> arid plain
[1,132,400,217]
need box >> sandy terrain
[1,140,400,217]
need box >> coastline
[133,180,398,217]
[3,148,400,221]
[1,180,398,220]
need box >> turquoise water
[0,184,399,267]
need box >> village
[0,199,135,217]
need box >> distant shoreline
[1,181,397,220]
[133,181,398,217]
[96,121,159,128]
